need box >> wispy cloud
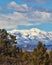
[7,1,52,13]
[29,6,52,13]
[7,1,28,13]
[0,12,32,29]
[23,0,52,4]
[0,10,52,29]
[27,11,52,23]
[0,7,3,12]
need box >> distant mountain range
[8,28,52,50]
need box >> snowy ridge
[8,28,52,50]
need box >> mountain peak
[30,28,40,31]
[30,28,41,32]
[8,28,52,50]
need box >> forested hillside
[0,29,52,65]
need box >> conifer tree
[33,41,50,65]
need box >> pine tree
[33,41,50,65]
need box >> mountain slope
[8,28,52,50]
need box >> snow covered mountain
[8,28,52,50]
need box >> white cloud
[7,1,52,23]
[0,11,52,29]
[27,11,52,23]
[0,1,52,29]
[7,1,28,12]
[0,12,31,29]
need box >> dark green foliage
[0,29,52,65]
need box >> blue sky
[0,0,52,31]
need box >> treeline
[0,29,52,65]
